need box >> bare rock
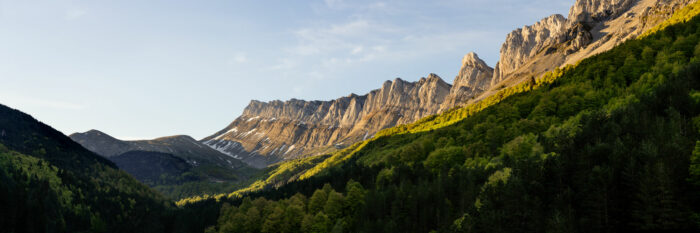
[440,52,494,111]
[568,0,637,25]
[203,74,453,166]
[492,14,567,86]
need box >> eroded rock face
[205,0,695,168]
[568,0,637,24]
[478,0,694,104]
[492,14,567,86]
[564,22,594,55]
[440,52,494,111]
[639,0,695,28]
[204,73,496,167]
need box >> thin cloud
[228,53,248,64]
[65,8,87,20]
[270,58,298,70]
[324,0,345,9]
[4,95,87,110]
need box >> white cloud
[270,1,506,85]
[324,0,344,9]
[65,8,87,20]
[351,46,363,55]
[287,19,397,59]
[270,58,298,70]
[368,2,387,9]
[228,53,248,64]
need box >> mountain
[479,0,694,102]
[193,3,700,232]
[70,129,249,169]
[204,58,493,168]
[70,130,252,176]
[439,52,495,111]
[0,103,174,232]
[202,73,455,168]
[70,130,259,199]
[203,0,695,168]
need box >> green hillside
[0,104,177,233]
[186,9,700,233]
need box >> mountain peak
[438,52,494,111]
[70,129,120,143]
[426,73,441,81]
[461,52,490,70]
[73,129,107,137]
[153,135,197,142]
[393,77,406,83]
[461,52,479,65]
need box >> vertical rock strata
[203,74,468,168]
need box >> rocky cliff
[478,0,694,102]
[492,14,567,86]
[203,70,497,167]
[205,0,694,168]
[440,52,494,111]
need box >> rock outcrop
[440,52,494,111]
[477,0,694,103]
[491,14,567,86]
[206,0,695,168]
[203,71,496,167]
[567,0,637,24]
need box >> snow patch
[205,140,244,160]
[284,145,296,155]
[241,128,256,137]
[214,127,239,140]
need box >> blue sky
[0,0,572,140]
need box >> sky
[0,0,572,140]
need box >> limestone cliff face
[440,52,494,111]
[492,14,567,86]
[203,73,497,167]
[478,0,694,103]
[204,0,695,168]
[567,0,637,24]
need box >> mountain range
[3,0,700,232]
[197,0,696,168]
[69,130,257,198]
[70,0,696,171]
[66,0,697,199]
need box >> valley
[2,0,700,232]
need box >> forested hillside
[0,104,208,233]
[0,103,179,232]
[189,8,700,233]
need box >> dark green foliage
[111,150,258,200]
[205,13,700,233]
[111,150,197,186]
[211,181,365,233]
[0,104,176,233]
